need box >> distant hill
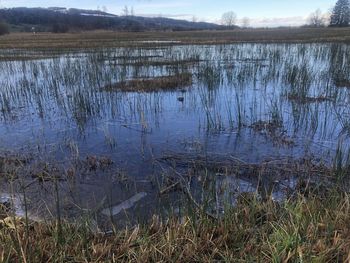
[0,7,227,33]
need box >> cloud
[248,16,308,27]
[0,0,311,28]
[137,13,194,19]
[135,2,193,9]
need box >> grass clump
[287,94,334,104]
[334,78,350,88]
[1,186,350,262]
[102,73,192,92]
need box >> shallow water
[0,43,349,224]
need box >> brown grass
[1,28,350,50]
[109,59,202,67]
[1,153,349,262]
[102,73,192,92]
[1,187,350,262]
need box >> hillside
[0,7,225,33]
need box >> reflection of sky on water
[0,43,349,175]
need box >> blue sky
[1,0,337,26]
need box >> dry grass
[110,59,202,67]
[1,187,350,262]
[102,73,192,92]
[1,28,350,50]
[0,153,349,262]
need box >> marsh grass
[335,78,350,88]
[109,58,202,67]
[102,73,192,92]
[287,94,334,104]
[1,184,350,262]
[1,28,350,50]
[1,38,350,262]
[0,143,349,262]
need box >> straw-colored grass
[1,28,350,50]
[1,185,350,262]
[102,73,192,92]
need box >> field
[1,28,350,261]
[0,27,350,49]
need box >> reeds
[102,73,192,92]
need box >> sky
[0,0,337,27]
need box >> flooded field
[1,43,350,228]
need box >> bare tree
[130,7,135,16]
[192,16,198,23]
[221,11,237,27]
[122,5,129,16]
[308,9,326,27]
[102,6,108,13]
[241,17,250,28]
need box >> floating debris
[0,193,25,219]
[101,192,148,217]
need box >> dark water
[0,43,349,225]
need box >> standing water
[0,43,349,226]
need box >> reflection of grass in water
[0,45,350,173]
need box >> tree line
[0,0,349,36]
[305,0,350,27]
[221,0,350,28]
[0,7,222,36]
